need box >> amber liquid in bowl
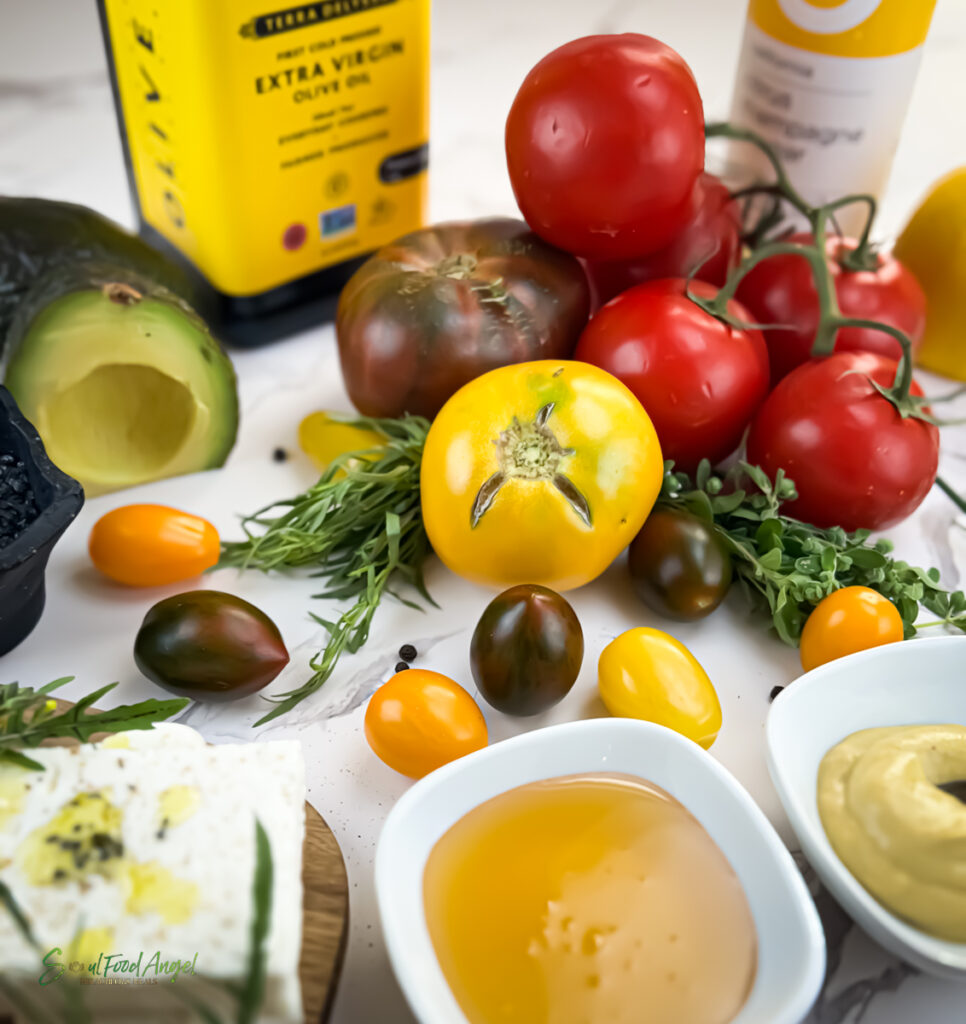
[423,773,757,1024]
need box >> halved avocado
[0,196,196,351]
[3,264,238,496]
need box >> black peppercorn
[394,661,410,673]
[272,447,288,462]
[769,685,785,702]
[398,643,417,663]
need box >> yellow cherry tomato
[597,627,721,749]
[297,411,385,472]
[799,586,904,672]
[420,360,663,592]
[89,504,219,587]
[364,669,488,779]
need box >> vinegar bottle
[727,0,937,234]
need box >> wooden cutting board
[301,802,350,1023]
[2,707,352,1024]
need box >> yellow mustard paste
[818,724,966,941]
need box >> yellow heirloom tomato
[420,360,663,592]
[598,627,721,749]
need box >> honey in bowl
[423,773,757,1024]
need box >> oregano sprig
[658,460,966,644]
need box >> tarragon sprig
[219,414,433,726]
[0,678,188,771]
[658,460,966,644]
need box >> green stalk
[219,414,433,726]
[705,121,922,408]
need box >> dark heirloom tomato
[574,279,770,472]
[134,590,289,702]
[735,233,926,384]
[628,508,733,621]
[584,173,742,307]
[336,218,590,420]
[746,352,939,531]
[505,34,705,260]
[470,584,583,716]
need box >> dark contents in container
[0,450,40,548]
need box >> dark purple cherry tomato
[134,590,289,702]
[470,584,583,716]
[628,508,733,621]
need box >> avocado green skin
[135,590,290,703]
[0,196,195,352]
[470,584,584,716]
[2,261,239,478]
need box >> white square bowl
[766,634,966,978]
[376,717,825,1024]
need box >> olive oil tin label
[101,0,430,297]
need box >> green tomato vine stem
[704,121,923,411]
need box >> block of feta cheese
[0,723,305,1023]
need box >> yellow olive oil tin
[97,0,430,344]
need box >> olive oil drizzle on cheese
[17,790,198,924]
[157,784,201,838]
[19,792,125,885]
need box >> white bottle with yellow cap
[728,0,937,232]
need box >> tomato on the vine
[583,173,742,307]
[505,34,705,260]
[735,233,926,384]
[746,351,939,532]
[574,279,770,471]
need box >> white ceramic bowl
[376,718,825,1024]
[766,634,966,978]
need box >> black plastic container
[0,387,84,656]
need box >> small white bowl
[376,718,825,1024]
[766,634,966,978]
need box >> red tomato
[574,279,770,471]
[583,173,742,307]
[505,35,704,260]
[735,233,926,384]
[746,351,939,531]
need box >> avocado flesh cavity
[4,285,237,496]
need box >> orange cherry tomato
[799,586,904,672]
[89,504,220,587]
[364,669,488,779]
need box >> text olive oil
[424,773,758,1024]
[97,0,430,344]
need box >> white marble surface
[2,2,966,1022]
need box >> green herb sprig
[658,460,966,644]
[219,414,433,726]
[0,678,188,771]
